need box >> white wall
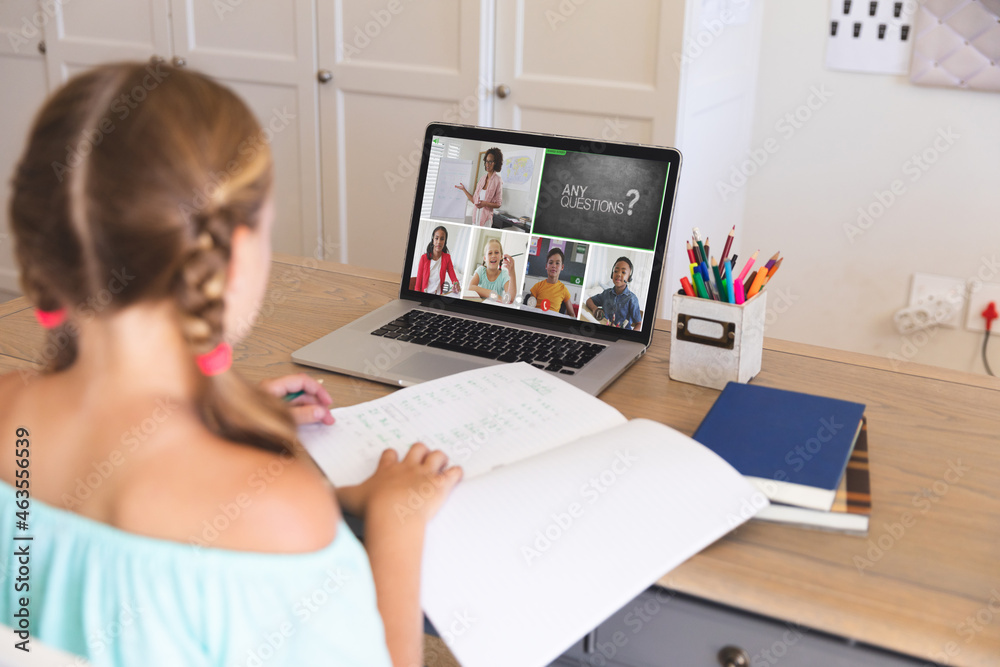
[664,0,766,322]
[740,0,1000,374]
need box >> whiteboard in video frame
[431,158,473,221]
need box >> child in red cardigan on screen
[415,226,460,296]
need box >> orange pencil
[763,251,780,272]
[761,257,783,285]
[747,265,769,298]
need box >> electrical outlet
[908,273,965,329]
[965,280,1000,332]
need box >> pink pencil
[736,250,759,283]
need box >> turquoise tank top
[0,481,392,666]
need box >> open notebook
[299,363,764,666]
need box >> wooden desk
[2,254,998,666]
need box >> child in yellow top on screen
[530,248,574,316]
[585,257,642,331]
[469,238,517,303]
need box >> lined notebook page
[298,363,626,487]
[420,418,764,667]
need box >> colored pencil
[711,257,725,302]
[720,225,735,264]
[762,257,783,285]
[724,260,735,304]
[700,263,717,300]
[693,271,709,298]
[693,228,707,268]
[747,266,769,298]
[763,251,780,271]
[680,276,696,296]
[737,250,759,283]
[682,225,782,301]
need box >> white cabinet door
[494,0,684,146]
[0,1,51,292]
[316,0,485,270]
[169,0,321,257]
[41,0,171,81]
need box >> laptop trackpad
[390,353,492,382]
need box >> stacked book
[693,383,871,536]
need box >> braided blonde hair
[10,63,297,454]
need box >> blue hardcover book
[692,382,866,511]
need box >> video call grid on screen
[405,128,677,336]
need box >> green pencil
[711,257,726,303]
[693,271,709,299]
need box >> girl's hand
[364,444,463,523]
[259,373,335,425]
[501,254,513,271]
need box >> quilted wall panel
[910,0,1000,91]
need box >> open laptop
[292,123,681,395]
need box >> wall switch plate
[965,280,1000,332]
[908,273,965,329]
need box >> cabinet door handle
[495,83,511,99]
[317,69,333,84]
[172,56,187,68]
[717,645,751,667]
[37,40,46,54]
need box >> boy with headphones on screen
[585,256,642,331]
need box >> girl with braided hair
[0,63,461,666]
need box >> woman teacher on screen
[455,147,503,227]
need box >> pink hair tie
[34,308,67,329]
[196,342,232,376]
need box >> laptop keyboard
[370,310,606,375]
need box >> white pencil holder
[669,291,767,390]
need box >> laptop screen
[401,123,681,345]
